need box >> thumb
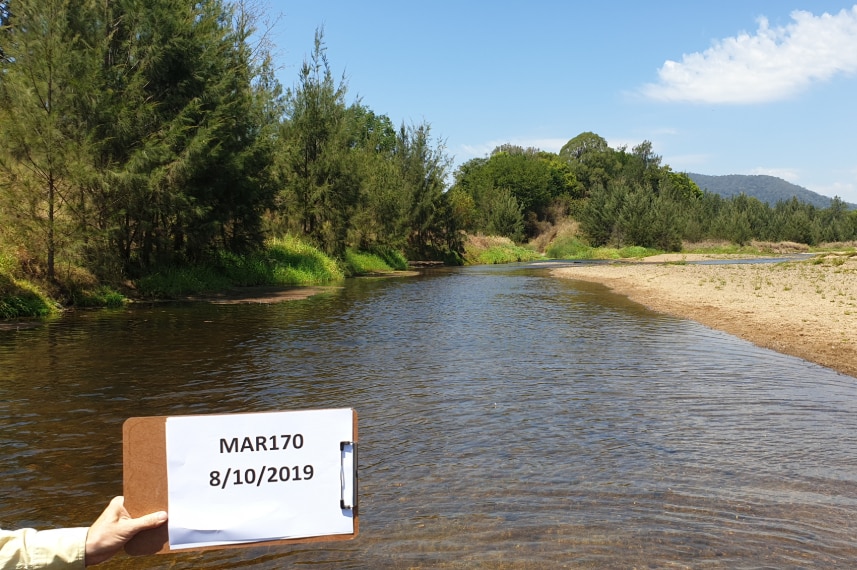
[124,510,168,534]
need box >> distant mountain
[686,173,856,210]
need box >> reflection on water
[2,264,857,568]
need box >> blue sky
[268,1,857,202]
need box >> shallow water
[2,264,857,568]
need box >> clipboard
[123,408,358,555]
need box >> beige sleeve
[0,527,87,570]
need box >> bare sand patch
[553,256,857,379]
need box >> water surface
[2,264,856,568]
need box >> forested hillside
[688,173,856,210]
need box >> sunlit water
[2,263,857,568]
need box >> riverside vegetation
[2,1,857,319]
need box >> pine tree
[279,28,356,255]
[0,0,93,281]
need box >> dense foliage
[0,2,456,293]
[450,133,857,251]
[1,0,855,303]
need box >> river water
[2,263,857,568]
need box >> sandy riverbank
[553,253,857,379]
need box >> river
[2,263,857,568]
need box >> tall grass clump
[135,235,344,298]
[66,285,127,308]
[463,235,542,265]
[0,273,58,318]
[264,236,344,285]
[546,236,596,259]
[0,250,15,275]
[136,265,232,298]
[343,246,408,276]
[368,246,409,271]
[617,245,660,258]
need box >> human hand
[84,496,168,566]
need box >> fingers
[110,496,167,530]
[127,510,168,533]
[84,497,168,566]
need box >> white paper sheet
[165,408,355,549]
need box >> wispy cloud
[641,6,857,104]
[459,137,569,159]
[749,167,801,183]
[815,181,857,202]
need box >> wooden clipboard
[122,410,358,555]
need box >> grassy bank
[135,236,346,298]
[463,235,543,265]
[0,273,58,319]
[463,233,682,265]
[343,246,409,275]
[545,235,660,260]
[0,236,411,318]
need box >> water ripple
[2,266,856,567]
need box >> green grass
[545,236,660,260]
[135,265,232,298]
[0,273,58,318]
[135,235,346,298]
[213,236,345,287]
[682,243,761,255]
[545,236,595,259]
[464,242,542,265]
[1,236,411,315]
[0,250,16,275]
[809,242,857,254]
[343,247,408,275]
[372,246,410,270]
[263,235,346,285]
[67,285,127,308]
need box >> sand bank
[553,254,857,379]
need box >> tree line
[0,0,455,285]
[2,0,855,293]
[449,132,857,251]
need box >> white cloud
[459,137,568,159]
[749,167,801,183]
[814,180,857,203]
[641,6,857,104]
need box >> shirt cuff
[28,527,88,569]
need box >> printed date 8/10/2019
[210,465,314,489]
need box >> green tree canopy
[1,0,284,279]
[450,145,580,239]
